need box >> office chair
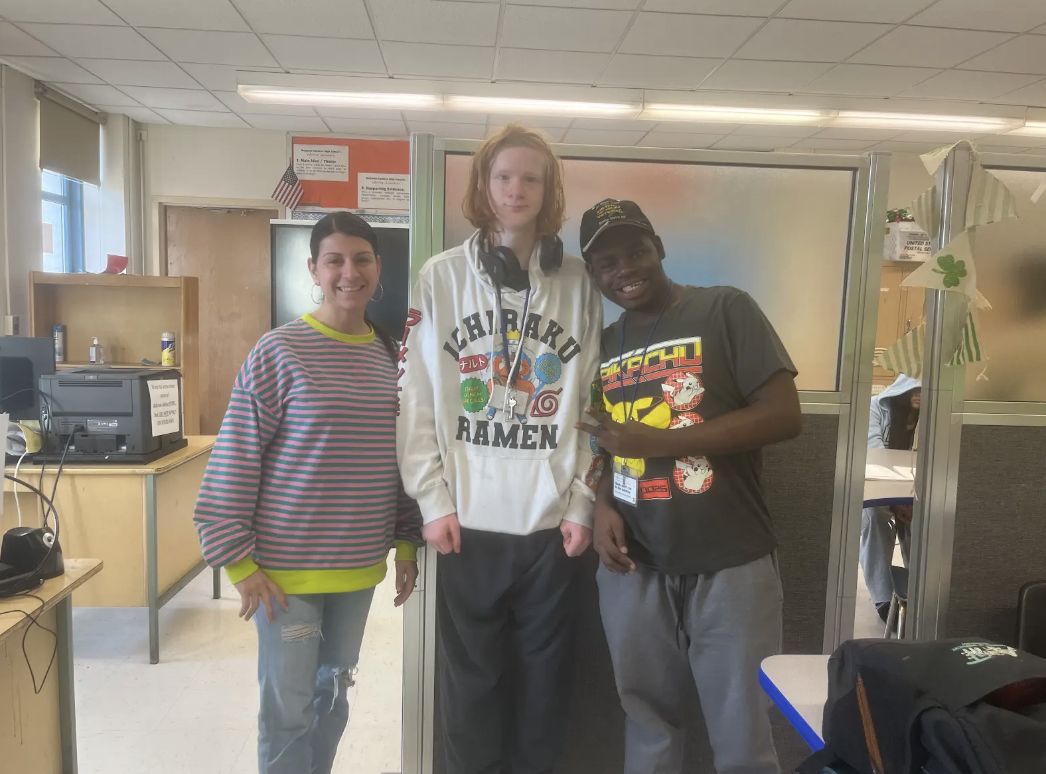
[1017,580,1046,658]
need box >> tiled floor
[71,568,404,774]
[853,540,906,640]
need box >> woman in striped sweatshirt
[194,211,422,774]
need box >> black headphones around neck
[478,235,564,287]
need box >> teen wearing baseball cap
[577,199,802,774]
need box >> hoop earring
[371,282,384,302]
[311,285,323,305]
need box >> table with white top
[863,447,916,508]
[759,654,830,751]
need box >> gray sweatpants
[860,507,911,606]
[597,554,783,774]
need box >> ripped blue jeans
[255,588,375,774]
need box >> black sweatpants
[437,527,578,774]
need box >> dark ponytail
[310,211,397,364]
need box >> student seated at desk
[861,374,920,622]
[194,212,423,774]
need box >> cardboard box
[884,221,931,262]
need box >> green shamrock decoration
[932,254,967,288]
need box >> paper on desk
[866,464,908,481]
[148,380,181,436]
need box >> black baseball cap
[579,199,655,258]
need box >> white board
[148,379,181,437]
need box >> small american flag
[272,163,303,210]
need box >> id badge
[613,471,638,506]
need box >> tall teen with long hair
[195,212,423,774]
[397,125,602,774]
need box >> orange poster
[291,136,410,212]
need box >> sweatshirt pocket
[448,449,563,535]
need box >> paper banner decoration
[949,311,984,369]
[907,184,939,236]
[1031,179,1046,205]
[921,141,964,176]
[967,164,1018,228]
[903,231,977,301]
[875,323,925,379]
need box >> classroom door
[165,206,275,435]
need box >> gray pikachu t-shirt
[598,285,797,576]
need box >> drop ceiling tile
[959,36,1046,75]
[487,113,574,129]
[510,0,640,7]
[180,64,283,91]
[140,29,279,66]
[993,78,1046,107]
[325,117,408,136]
[153,109,250,127]
[316,106,405,120]
[601,54,719,89]
[802,64,941,97]
[699,59,831,91]
[790,137,875,150]
[889,130,990,144]
[639,131,724,148]
[384,42,493,79]
[735,19,892,62]
[973,144,1034,154]
[243,114,329,131]
[97,105,169,123]
[405,110,485,124]
[502,6,631,53]
[232,0,373,37]
[620,13,763,58]
[0,22,56,56]
[214,91,320,115]
[103,0,250,31]
[77,59,200,88]
[0,0,122,24]
[561,128,647,146]
[498,49,607,84]
[732,124,821,137]
[712,135,799,150]
[814,127,905,141]
[52,83,139,107]
[977,133,1046,148]
[654,120,742,134]
[120,86,228,111]
[867,140,938,153]
[486,123,566,143]
[371,0,499,46]
[19,24,166,60]
[646,0,781,13]
[909,0,1046,33]
[901,70,1042,101]
[406,120,486,139]
[1,56,103,83]
[850,27,1012,68]
[780,0,935,23]
[571,118,656,130]
[262,35,384,72]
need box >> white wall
[0,65,42,329]
[145,125,287,274]
[886,152,934,211]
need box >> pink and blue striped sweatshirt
[194,314,423,595]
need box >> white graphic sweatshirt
[397,232,603,535]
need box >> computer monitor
[0,336,56,421]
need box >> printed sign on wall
[291,136,410,212]
[293,144,349,181]
[358,173,410,211]
[148,379,181,436]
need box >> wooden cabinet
[29,272,200,434]
[874,262,925,387]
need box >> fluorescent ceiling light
[446,95,638,118]
[640,104,833,125]
[1007,121,1046,137]
[238,86,442,110]
[834,111,1021,133]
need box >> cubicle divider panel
[408,140,887,774]
[947,424,1046,644]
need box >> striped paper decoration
[967,164,1018,228]
[950,311,984,368]
[908,185,939,236]
[875,323,925,379]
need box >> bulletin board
[291,136,410,212]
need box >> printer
[37,368,188,464]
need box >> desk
[864,448,916,508]
[3,437,218,663]
[0,559,102,774]
[759,654,829,751]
